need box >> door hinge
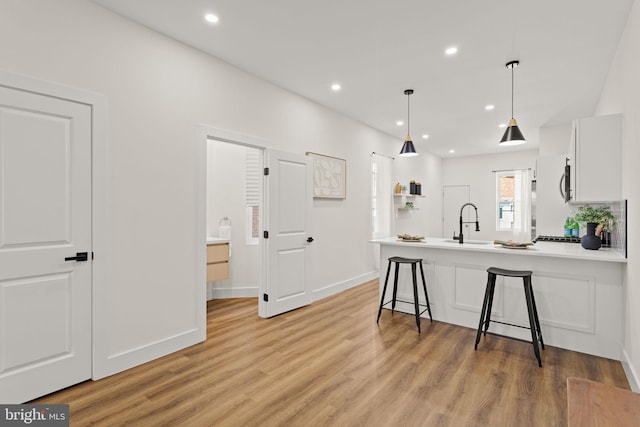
[263,230,269,239]
[264,167,269,176]
[263,293,269,302]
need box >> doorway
[197,126,314,318]
[206,139,263,299]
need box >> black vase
[581,222,602,250]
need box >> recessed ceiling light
[204,13,219,23]
[485,105,495,111]
[331,83,341,91]
[422,134,429,139]
[445,46,458,55]
[396,120,404,126]
[499,123,507,128]
[449,149,455,154]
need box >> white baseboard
[312,271,378,301]
[208,286,259,299]
[93,327,204,380]
[206,272,378,302]
[621,348,640,392]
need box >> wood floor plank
[32,280,629,426]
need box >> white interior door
[443,185,470,239]
[0,86,92,403]
[260,150,312,318]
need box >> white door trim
[196,125,270,316]
[0,69,109,379]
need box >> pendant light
[399,89,418,157]
[500,60,526,146]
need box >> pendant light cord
[407,92,411,136]
[511,64,514,119]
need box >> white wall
[206,141,260,298]
[442,150,538,242]
[0,0,402,378]
[594,0,640,391]
[539,124,571,157]
[393,153,443,238]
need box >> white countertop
[370,236,626,263]
[207,237,230,244]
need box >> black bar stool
[474,267,545,367]
[376,257,432,332]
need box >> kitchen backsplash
[612,200,627,257]
[570,200,627,257]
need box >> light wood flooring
[33,280,629,426]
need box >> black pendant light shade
[400,89,418,157]
[400,135,417,156]
[500,60,526,146]
[500,118,526,145]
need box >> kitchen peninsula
[371,237,626,360]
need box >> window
[371,154,393,238]
[245,148,261,245]
[495,169,531,233]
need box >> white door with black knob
[261,150,313,317]
[0,85,92,403]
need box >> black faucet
[452,202,480,244]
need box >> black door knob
[65,252,88,262]
[306,237,314,243]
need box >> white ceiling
[91,0,634,158]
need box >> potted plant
[573,205,616,250]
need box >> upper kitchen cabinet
[569,114,622,202]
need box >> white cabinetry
[569,114,622,202]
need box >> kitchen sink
[442,239,492,245]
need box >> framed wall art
[306,152,346,199]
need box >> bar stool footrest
[380,301,432,317]
[486,320,534,330]
[380,300,430,310]
[480,331,541,346]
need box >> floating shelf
[394,194,425,197]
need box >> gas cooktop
[535,235,581,243]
